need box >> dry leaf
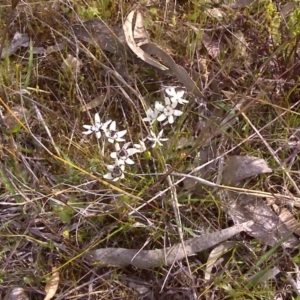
[4,287,29,300]
[128,281,151,296]
[185,23,225,63]
[232,31,248,59]
[201,32,221,59]
[61,54,82,75]
[72,17,203,98]
[133,11,150,46]
[123,9,168,71]
[0,31,47,58]
[222,155,272,185]
[221,192,299,248]
[205,7,224,19]
[1,32,29,58]
[44,268,59,300]
[272,204,300,236]
[225,31,251,67]
[46,43,66,55]
[72,19,127,56]
[81,95,106,112]
[204,241,239,281]
[140,43,203,98]
[219,155,297,248]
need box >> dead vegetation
[1,0,300,299]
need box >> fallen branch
[84,221,253,269]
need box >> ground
[1,0,300,299]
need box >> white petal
[150,130,156,138]
[165,87,176,97]
[101,120,112,130]
[169,98,178,104]
[153,108,160,115]
[171,101,178,109]
[157,114,167,122]
[94,113,100,124]
[123,142,131,149]
[107,165,115,171]
[115,137,126,142]
[83,125,93,130]
[168,115,174,124]
[82,130,93,135]
[155,101,164,112]
[164,97,171,106]
[93,124,101,131]
[127,148,138,156]
[110,121,116,130]
[174,110,183,116]
[113,158,120,166]
[104,130,111,138]
[157,129,164,138]
[151,141,157,148]
[178,99,189,104]
[176,90,185,98]
[115,143,121,151]
[143,117,151,122]
[95,131,101,139]
[134,140,146,152]
[110,152,117,159]
[146,108,154,117]
[146,107,153,113]
[103,173,113,180]
[108,138,115,143]
[125,157,135,164]
[112,177,120,182]
[116,130,127,138]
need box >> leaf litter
[44,268,60,300]
[220,155,299,248]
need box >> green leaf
[57,208,74,223]
[9,120,23,133]
[97,0,110,9]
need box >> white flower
[165,87,188,105]
[142,107,159,124]
[133,140,147,153]
[155,97,183,124]
[147,129,168,148]
[104,121,127,143]
[82,113,111,139]
[103,159,125,181]
[110,142,137,165]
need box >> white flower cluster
[82,87,188,181]
[143,87,188,125]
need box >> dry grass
[1,0,300,299]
